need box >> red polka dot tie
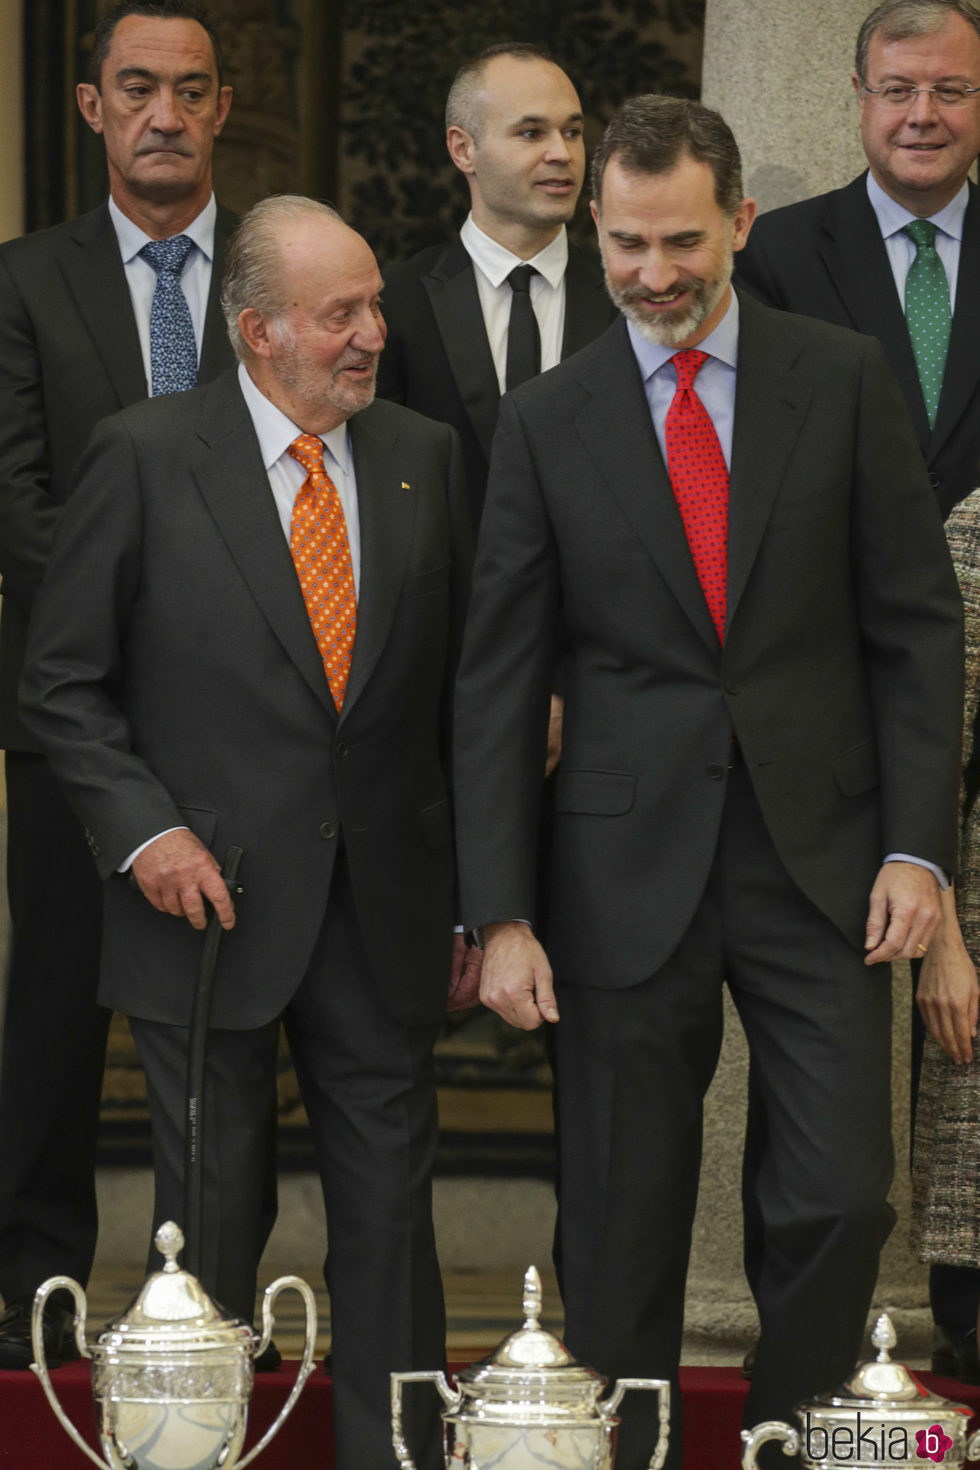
[664,349,729,642]
[287,434,357,710]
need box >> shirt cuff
[884,852,949,891]
[118,826,189,873]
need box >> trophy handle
[740,1421,801,1468]
[391,1369,461,1470]
[237,1274,318,1470]
[600,1378,671,1470]
[30,1276,106,1470]
[967,1427,980,1460]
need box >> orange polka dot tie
[287,433,357,710]
[664,349,729,643]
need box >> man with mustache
[20,194,472,1470]
[734,0,980,1379]
[0,0,236,1369]
[453,96,963,1470]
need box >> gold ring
[916,943,928,954]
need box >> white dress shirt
[866,171,967,308]
[459,213,569,395]
[108,193,217,395]
[122,364,361,871]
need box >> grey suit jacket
[20,371,473,1030]
[376,234,617,525]
[734,173,980,517]
[453,294,963,983]
[0,201,237,750]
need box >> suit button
[706,764,725,780]
[335,742,349,760]
[725,680,739,695]
[319,821,337,840]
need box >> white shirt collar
[237,362,351,476]
[460,212,569,290]
[627,289,740,381]
[865,170,968,242]
[108,193,218,264]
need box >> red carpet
[2,1362,978,1468]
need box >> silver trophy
[31,1220,317,1470]
[391,1264,670,1470]
[742,1311,980,1468]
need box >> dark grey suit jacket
[376,234,617,525]
[734,172,980,517]
[453,293,963,983]
[0,201,237,750]
[20,371,472,1031]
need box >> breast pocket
[404,562,450,600]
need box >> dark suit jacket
[376,234,617,524]
[19,371,472,1031]
[453,294,963,984]
[0,200,237,751]
[734,172,980,517]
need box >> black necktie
[505,264,541,391]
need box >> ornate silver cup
[31,1220,317,1470]
[742,1312,980,1469]
[392,1265,670,1470]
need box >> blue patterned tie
[138,235,198,396]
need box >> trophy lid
[810,1313,950,1411]
[98,1222,255,1354]
[449,1267,607,1423]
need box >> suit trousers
[128,847,445,1470]
[553,763,895,1470]
[0,751,108,1303]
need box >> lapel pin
[401,481,411,491]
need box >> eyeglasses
[862,81,980,107]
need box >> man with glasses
[736,0,980,519]
[735,0,980,1385]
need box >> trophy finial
[154,1221,185,1274]
[871,1311,897,1362]
[522,1266,542,1328]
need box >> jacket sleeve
[18,412,185,874]
[0,250,60,604]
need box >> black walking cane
[182,845,245,1281]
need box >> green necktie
[902,218,951,430]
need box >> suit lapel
[423,238,499,458]
[191,371,337,720]
[816,175,928,443]
[58,204,146,408]
[198,204,237,382]
[575,320,719,651]
[561,244,614,358]
[341,406,418,717]
[932,180,980,460]
[725,292,809,630]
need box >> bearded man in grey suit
[0,0,236,1369]
[454,96,963,1470]
[21,195,475,1470]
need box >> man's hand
[545,693,564,778]
[916,885,979,1064]
[480,921,558,1030]
[131,829,236,931]
[447,932,483,1012]
[864,860,942,965]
